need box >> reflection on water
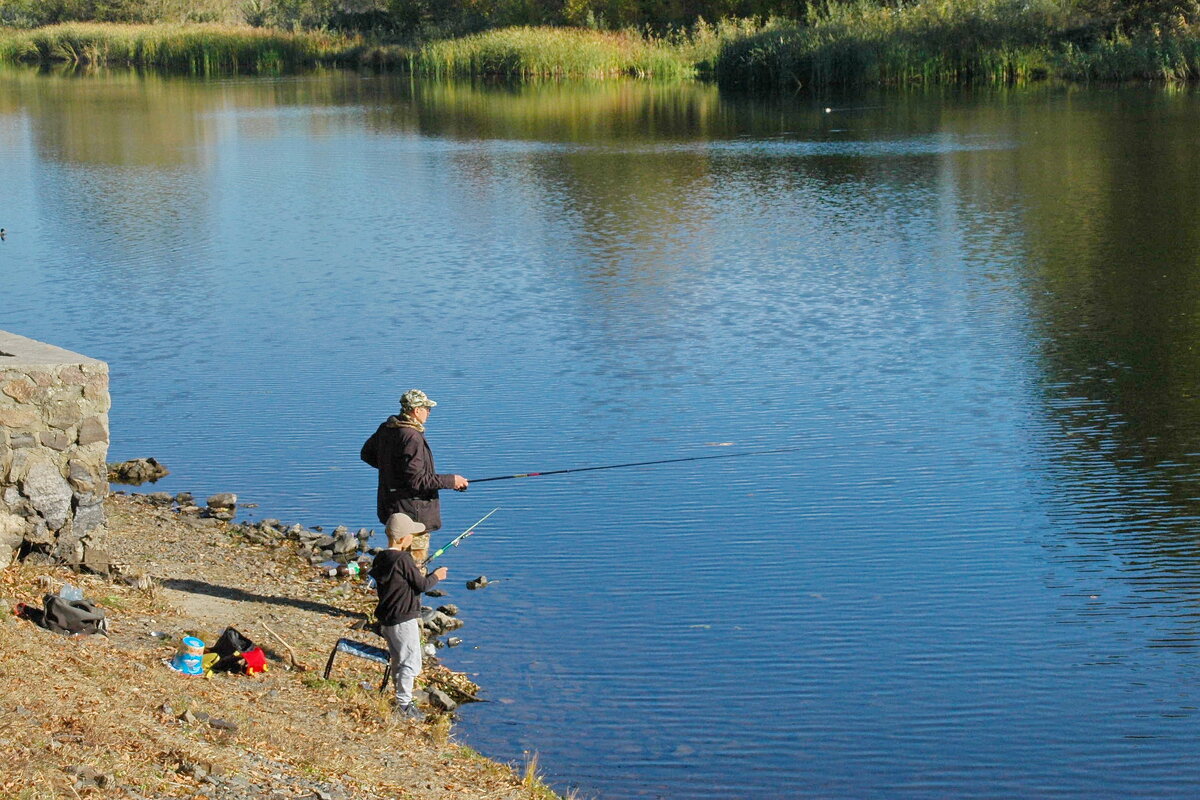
[5,68,1200,798]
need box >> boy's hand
[452,475,469,491]
[433,567,448,580]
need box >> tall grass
[715,0,1200,89]
[716,0,1075,89]
[0,23,357,73]
[411,26,698,78]
[1058,26,1200,80]
[4,14,1200,84]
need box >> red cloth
[241,647,267,675]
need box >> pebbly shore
[0,488,560,800]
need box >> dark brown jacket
[369,548,440,625]
[360,416,456,530]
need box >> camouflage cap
[400,388,437,410]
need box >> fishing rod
[424,508,500,567]
[467,445,803,485]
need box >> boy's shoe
[393,702,425,721]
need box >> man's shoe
[393,702,424,721]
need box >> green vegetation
[1,0,1200,84]
[715,0,1064,88]
[714,0,1200,88]
[411,26,688,78]
[409,23,760,78]
[0,22,355,72]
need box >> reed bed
[410,26,697,78]
[4,14,1200,85]
[0,23,357,73]
[1058,27,1200,81]
[715,0,1073,89]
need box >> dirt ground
[0,493,560,800]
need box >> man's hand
[452,475,469,491]
[433,567,448,580]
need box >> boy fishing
[370,512,447,720]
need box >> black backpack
[41,595,108,636]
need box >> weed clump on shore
[410,26,694,78]
[714,0,1200,89]
[0,22,357,73]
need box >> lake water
[5,68,1200,798]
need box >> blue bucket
[169,636,206,676]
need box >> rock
[24,550,55,566]
[427,688,457,712]
[179,761,209,781]
[108,458,169,485]
[80,546,112,576]
[147,492,173,506]
[178,710,197,725]
[66,764,112,789]
[420,611,462,636]
[422,643,436,657]
[206,493,237,509]
[466,576,490,590]
[73,500,105,537]
[77,416,108,446]
[125,573,154,590]
[39,429,71,451]
[424,588,445,597]
[446,637,463,647]
[436,604,459,617]
[23,459,73,531]
[175,492,193,505]
[53,528,83,564]
[331,533,358,555]
[208,718,238,732]
[9,432,36,449]
[66,459,106,500]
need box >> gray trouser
[382,618,422,705]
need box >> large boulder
[22,459,72,531]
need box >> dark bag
[41,595,108,636]
[209,627,261,673]
[211,627,256,659]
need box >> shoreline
[0,491,562,799]
[3,17,1200,86]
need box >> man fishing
[361,389,468,563]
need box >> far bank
[3,4,1200,88]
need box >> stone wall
[0,330,110,568]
